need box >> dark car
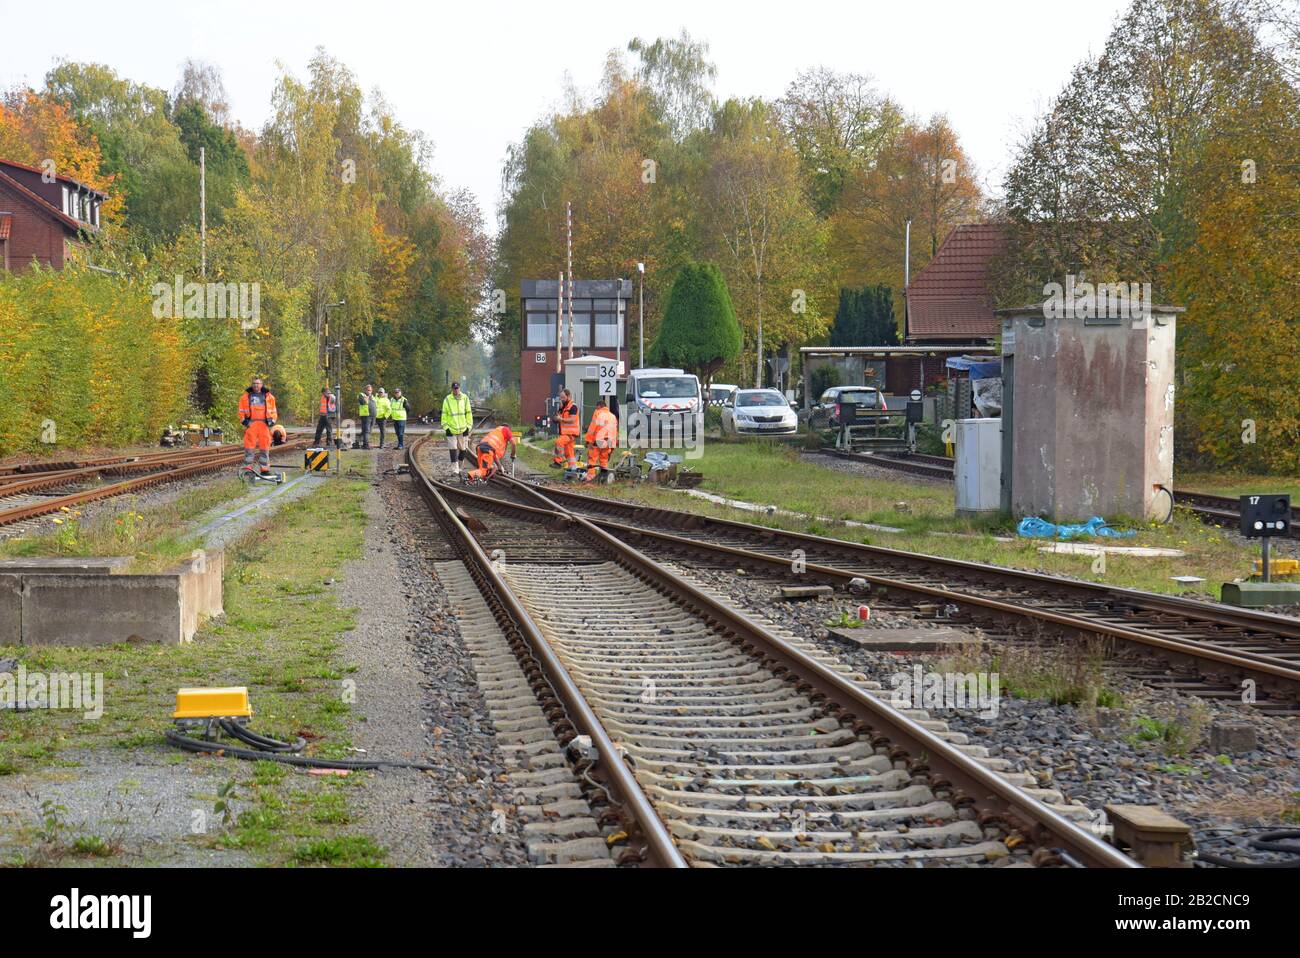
[813,386,889,428]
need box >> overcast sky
[1,0,1132,224]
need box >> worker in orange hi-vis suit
[583,397,618,483]
[238,376,279,474]
[552,388,581,469]
[466,424,517,482]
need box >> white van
[625,368,703,449]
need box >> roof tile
[906,223,1006,340]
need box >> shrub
[0,268,193,455]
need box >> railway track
[0,440,310,528]
[820,448,957,480]
[821,448,1300,540]
[455,475,1300,712]
[408,435,1138,868]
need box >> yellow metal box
[305,448,330,472]
[173,687,253,720]
[1254,558,1299,576]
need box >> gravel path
[340,448,530,866]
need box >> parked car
[813,386,889,428]
[721,388,798,436]
[708,383,738,406]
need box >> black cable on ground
[164,723,439,771]
[1197,830,1300,868]
[1156,484,1175,524]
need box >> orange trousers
[243,422,271,471]
[554,435,578,466]
[467,448,498,481]
[584,447,611,480]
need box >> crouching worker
[583,397,618,483]
[270,423,288,446]
[553,388,580,469]
[239,376,278,475]
[466,424,517,482]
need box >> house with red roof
[0,158,106,272]
[904,222,1005,345]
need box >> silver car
[721,389,798,436]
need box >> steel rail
[459,472,1137,868]
[0,439,310,527]
[493,478,1300,642]
[0,445,240,497]
[452,478,1300,699]
[406,438,687,868]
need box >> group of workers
[239,376,414,475]
[455,386,616,484]
[238,376,618,485]
[550,387,618,482]
[354,384,411,450]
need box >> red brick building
[0,158,105,271]
[520,278,632,424]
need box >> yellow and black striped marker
[304,448,330,472]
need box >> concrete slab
[1037,543,1185,558]
[21,573,183,646]
[0,550,225,646]
[0,576,20,643]
[827,627,981,651]
[0,556,133,574]
[780,585,833,600]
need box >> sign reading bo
[1239,494,1290,538]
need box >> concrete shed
[998,302,1183,522]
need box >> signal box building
[520,278,632,425]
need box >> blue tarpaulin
[945,356,1002,380]
[1016,516,1137,540]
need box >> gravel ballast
[667,563,1300,866]
[340,448,530,866]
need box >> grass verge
[0,460,384,866]
[520,435,1281,596]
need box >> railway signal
[1239,494,1290,581]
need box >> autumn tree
[0,89,115,211]
[829,115,984,324]
[46,62,197,244]
[776,68,904,218]
[695,98,828,387]
[994,0,1300,470]
[628,31,717,140]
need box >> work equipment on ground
[240,465,285,485]
[160,422,223,447]
[167,687,437,771]
[304,448,330,472]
